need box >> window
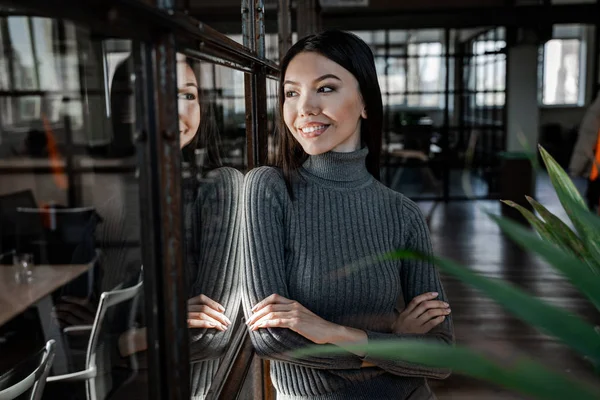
[472,39,506,107]
[540,39,582,105]
[354,29,446,109]
[539,24,586,106]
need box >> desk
[0,264,91,326]
[0,263,93,373]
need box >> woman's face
[283,51,366,155]
[177,61,201,149]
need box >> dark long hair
[274,30,383,189]
[181,59,222,170]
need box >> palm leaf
[500,200,564,250]
[294,341,600,400]
[538,146,600,267]
[525,196,595,266]
[384,250,600,366]
[489,213,600,311]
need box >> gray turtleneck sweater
[242,148,454,399]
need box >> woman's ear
[361,107,367,119]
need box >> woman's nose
[298,93,320,116]
[178,99,188,127]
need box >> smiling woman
[242,30,454,400]
[282,56,367,155]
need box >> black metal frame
[0,0,278,399]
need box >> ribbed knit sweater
[183,166,244,399]
[242,148,454,399]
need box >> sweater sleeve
[188,167,244,361]
[361,198,455,379]
[242,167,363,370]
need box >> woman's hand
[392,292,450,334]
[247,294,340,345]
[187,294,231,331]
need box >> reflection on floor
[425,173,600,399]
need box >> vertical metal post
[593,1,600,96]
[443,28,451,202]
[63,114,77,207]
[243,0,269,167]
[296,0,320,39]
[255,0,266,59]
[278,0,292,62]
[136,33,190,400]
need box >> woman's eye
[285,91,298,98]
[178,93,196,101]
[318,86,334,93]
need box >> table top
[0,263,92,326]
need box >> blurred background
[0,0,599,399]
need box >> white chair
[47,272,143,400]
[0,340,56,400]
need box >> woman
[242,30,454,399]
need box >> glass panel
[542,39,581,105]
[267,77,279,164]
[0,14,144,400]
[178,55,246,398]
[7,17,38,90]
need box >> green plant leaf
[294,341,600,400]
[538,146,600,266]
[558,194,600,273]
[489,213,600,311]
[538,145,587,210]
[500,200,563,249]
[525,196,589,257]
[384,250,600,366]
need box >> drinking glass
[13,253,34,284]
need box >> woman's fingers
[188,294,224,312]
[187,318,227,331]
[188,304,231,326]
[246,303,293,327]
[415,307,451,325]
[404,292,439,314]
[249,311,296,331]
[251,293,294,312]
[421,315,447,332]
[410,300,449,319]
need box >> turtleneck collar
[300,147,373,189]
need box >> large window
[539,24,586,106]
[471,38,506,107]
[354,29,446,109]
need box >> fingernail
[446,308,451,313]
[431,292,439,297]
[225,317,232,325]
[221,324,228,331]
[218,305,225,312]
[443,302,449,307]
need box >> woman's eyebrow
[284,74,342,86]
[180,82,198,89]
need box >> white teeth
[301,125,327,134]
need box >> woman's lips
[298,125,329,138]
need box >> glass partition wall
[0,1,277,399]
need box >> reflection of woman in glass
[119,56,242,399]
[242,31,454,399]
[178,56,243,399]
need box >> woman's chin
[302,146,330,156]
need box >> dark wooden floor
[426,174,600,399]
